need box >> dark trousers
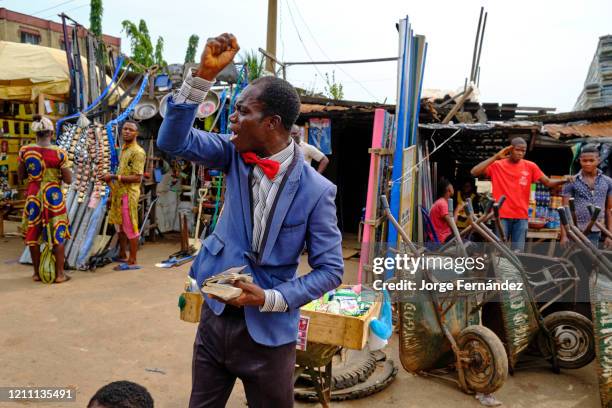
[189,303,296,408]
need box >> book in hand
[200,266,253,301]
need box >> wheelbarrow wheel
[457,325,508,394]
[537,311,595,369]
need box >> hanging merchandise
[308,118,332,155]
[106,73,151,171]
[52,118,112,269]
[209,88,228,131]
[56,56,126,135]
[60,14,77,114]
[222,66,248,134]
[57,118,111,204]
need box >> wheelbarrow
[463,198,595,373]
[557,205,612,407]
[381,195,508,395]
[485,198,583,317]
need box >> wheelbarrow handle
[380,195,390,211]
[568,197,576,213]
[564,206,574,226]
[493,203,500,218]
[448,198,454,213]
[497,195,506,208]
[484,199,494,214]
[583,205,601,235]
[380,195,418,254]
[465,197,474,216]
[590,206,601,221]
[587,204,595,216]
[568,197,578,224]
[557,207,568,226]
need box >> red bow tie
[241,152,280,180]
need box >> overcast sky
[4,0,611,112]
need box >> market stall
[0,41,127,237]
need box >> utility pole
[265,0,277,73]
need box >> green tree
[89,0,106,64]
[241,50,265,82]
[89,0,103,38]
[154,37,167,68]
[121,19,165,70]
[184,34,199,64]
[324,71,344,100]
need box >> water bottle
[546,208,554,228]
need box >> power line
[283,0,326,82]
[42,1,89,20]
[288,0,381,102]
[292,76,395,84]
[285,57,397,66]
[31,0,77,16]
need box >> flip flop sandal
[111,256,129,263]
[54,275,71,284]
[113,263,142,271]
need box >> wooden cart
[295,293,381,407]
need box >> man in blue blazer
[157,33,343,408]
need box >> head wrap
[31,116,54,133]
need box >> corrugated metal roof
[300,103,350,114]
[298,95,394,115]
[542,120,612,139]
[418,121,539,131]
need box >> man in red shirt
[429,179,464,244]
[471,137,569,251]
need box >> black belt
[222,304,244,318]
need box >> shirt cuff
[260,289,289,312]
[173,68,214,104]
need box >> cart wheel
[457,325,508,394]
[537,311,595,369]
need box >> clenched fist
[196,33,240,81]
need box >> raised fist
[196,33,240,81]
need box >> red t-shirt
[485,159,544,219]
[429,197,451,242]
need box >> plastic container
[368,329,388,351]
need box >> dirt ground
[0,221,602,407]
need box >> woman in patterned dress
[18,115,72,283]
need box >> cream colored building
[0,8,120,56]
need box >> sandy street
[0,222,601,407]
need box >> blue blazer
[157,100,344,346]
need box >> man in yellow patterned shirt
[100,120,146,268]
